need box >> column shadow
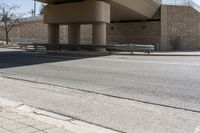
[0,49,108,69]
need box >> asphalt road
[0,48,200,132]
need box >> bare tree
[0,3,23,44]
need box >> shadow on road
[0,49,108,69]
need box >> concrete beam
[38,0,160,21]
[44,0,110,24]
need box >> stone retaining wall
[161,5,200,50]
[107,22,161,46]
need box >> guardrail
[17,43,155,54]
[162,0,200,12]
[106,44,155,54]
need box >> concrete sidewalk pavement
[0,95,118,133]
[0,105,72,133]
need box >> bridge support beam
[92,22,106,45]
[48,24,59,43]
[47,24,60,50]
[44,0,110,50]
[68,24,81,44]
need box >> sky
[1,0,200,17]
[0,0,42,17]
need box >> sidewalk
[142,51,200,56]
[0,105,72,133]
[0,91,118,133]
[43,49,200,56]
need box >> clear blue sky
[0,0,42,17]
[1,0,200,17]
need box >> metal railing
[17,43,155,54]
[162,0,200,12]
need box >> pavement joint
[33,111,74,122]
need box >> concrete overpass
[36,0,161,47]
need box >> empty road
[0,48,200,133]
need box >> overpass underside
[36,0,160,49]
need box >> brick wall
[0,20,67,43]
[162,5,200,50]
[0,20,48,42]
[0,19,161,47]
[107,22,161,46]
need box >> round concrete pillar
[92,22,106,45]
[68,24,81,44]
[48,24,60,44]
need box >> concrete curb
[26,49,200,57]
[0,97,120,133]
[0,97,23,108]
[8,47,200,56]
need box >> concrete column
[92,22,106,45]
[48,24,59,44]
[68,24,81,44]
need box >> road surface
[0,48,200,133]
